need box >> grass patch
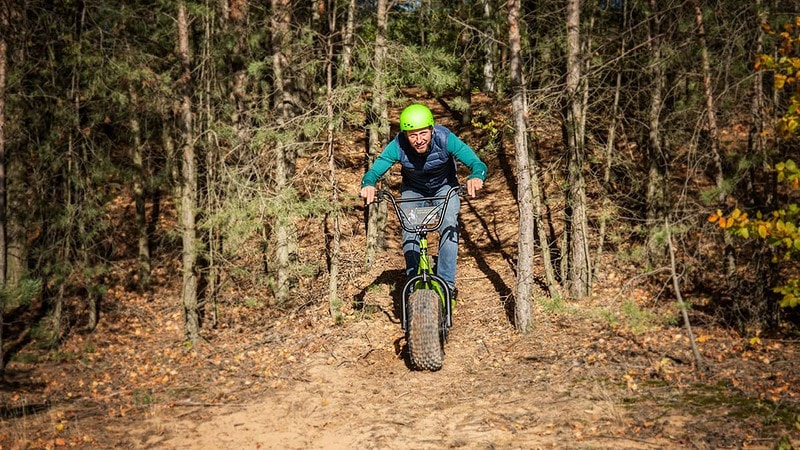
[11,352,41,364]
[591,299,664,333]
[536,294,569,314]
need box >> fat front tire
[407,289,444,371]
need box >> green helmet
[399,104,434,131]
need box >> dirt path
[124,183,700,449]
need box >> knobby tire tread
[407,289,444,371]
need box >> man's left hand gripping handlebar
[466,178,483,198]
[361,185,377,205]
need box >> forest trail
[122,166,747,449]
[130,177,665,449]
[3,100,799,449]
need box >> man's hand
[466,178,484,198]
[360,185,376,205]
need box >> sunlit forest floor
[2,93,800,448]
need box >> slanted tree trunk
[565,0,591,298]
[178,1,200,345]
[364,0,389,269]
[508,0,532,333]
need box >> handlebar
[373,185,465,234]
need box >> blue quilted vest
[396,124,458,194]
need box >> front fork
[400,235,453,332]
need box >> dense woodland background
[0,0,799,384]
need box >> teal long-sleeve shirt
[361,125,487,192]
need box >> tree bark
[693,1,724,202]
[565,0,591,298]
[645,0,669,260]
[271,0,299,305]
[595,0,626,281]
[481,0,496,94]
[531,147,558,298]
[339,0,357,85]
[459,28,473,127]
[508,0,533,333]
[692,1,736,283]
[325,1,342,322]
[129,88,151,292]
[365,0,389,269]
[0,4,7,373]
[666,217,706,374]
[178,1,200,345]
[748,0,767,207]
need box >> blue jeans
[400,185,460,289]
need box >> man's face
[406,127,432,154]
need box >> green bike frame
[378,186,463,334]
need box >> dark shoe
[449,286,458,307]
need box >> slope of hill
[2,95,800,449]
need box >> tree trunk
[339,0,357,85]
[68,0,87,336]
[481,0,495,94]
[459,28,472,126]
[645,0,669,260]
[178,1,200,345]
[748,0,767,207]
[129,88,151,292]
[271,0,299,305]
[595,1,626,281]
[508,0,533,333]
[0,7,7,373]
[565,0,591,298]
[325,2,342,322]
[531,147,558,298]
[693,1,736,282]
[693,1,724,202]
[365,0,389,269]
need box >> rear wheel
[407,289,444,371]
